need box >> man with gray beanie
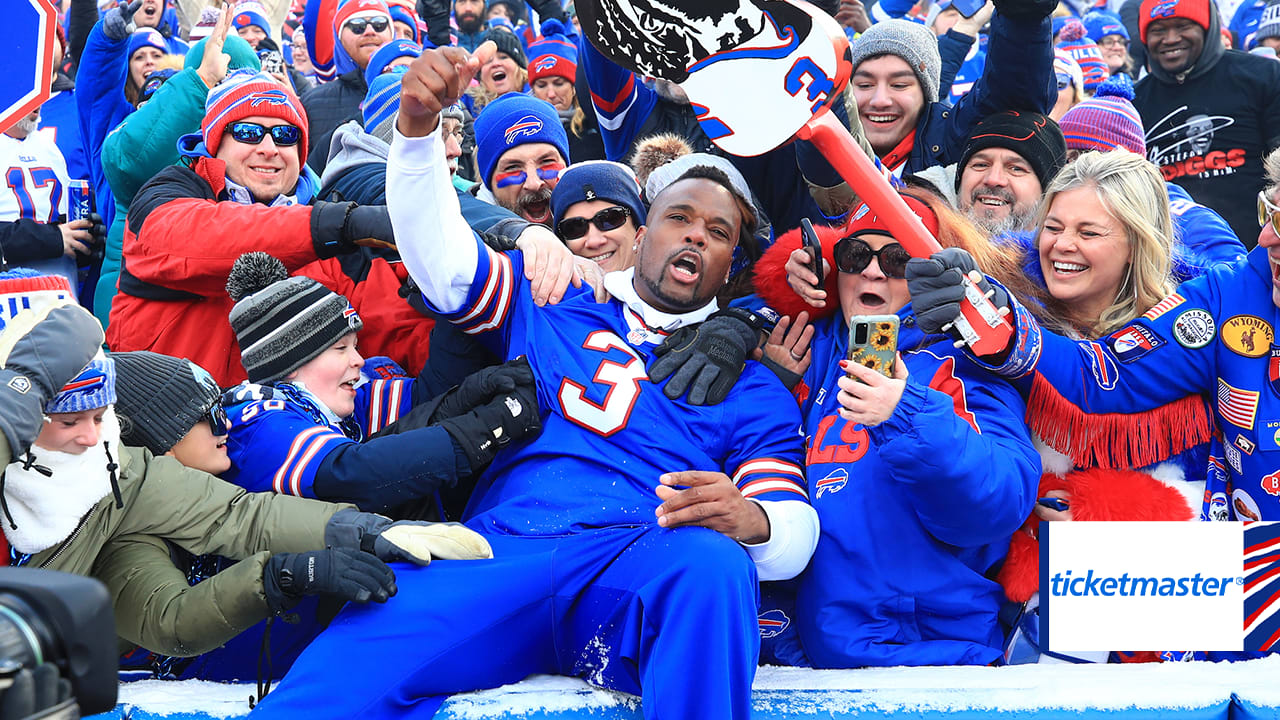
[798,0,1058,202]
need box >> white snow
[113,656,1280,718]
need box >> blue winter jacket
[770,306,1039,668]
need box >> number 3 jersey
[0,129,69,224]
[433,241,809,538]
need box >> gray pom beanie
[848,19,942,104]
[226,253,363,384]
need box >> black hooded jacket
[1135,7,1280,247]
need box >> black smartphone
[800,218,823,287]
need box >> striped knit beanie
[47,353,116,414]
[227,253,363,383]
[363,38,421,86]
[363,68,405,143]
[1054,49,1084,96]
[113,351,222,455]
[528,19,577,84]
[387,0,421,42]
[0,269,74,330]
[203,69,309,165]
[1057,20,1108,92]
[1059,74,1146,155]
[232,1,272,36]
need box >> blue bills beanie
[474,92,570,189]
[232,1,272,37]
[48,354,116,414]
[364,38,422,87]
[363,68,405,143]
[550,161,646,231]
[128,27,167,61]
[1083,9,1130,42]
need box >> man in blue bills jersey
[248,43,819,720]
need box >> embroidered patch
[1221,315,1273,358]
[1142,293,1185,321]
[6,376,29,394]
[1172,309,1215,349]
[1107,323,1164,363]
[1235,433,1257,455]
[1217,378,1259,430]
[1225,444,1244,474]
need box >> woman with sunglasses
[751,191,1041,668]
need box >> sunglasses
[227,122,302,147]
[1260,191,1280,236]
[204,402,229,437]
[344,16,390,34]
[834,235,911,278]
[557,206,631,241]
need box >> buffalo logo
[1107,324,1164,363]
[1222,316,1273,358]
[1208,492,1230,521]
[814,467,848,498]
[59,373,105,398]
[1082,341,1119,390]
[504,115,544,145]
[1148,0,1178,18]
[1263,471,1280,498]
[248,89,293,108]
[758,609,790,639]
[532,56,560,73]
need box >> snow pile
[118,679,253,717]
[441,675,640,719]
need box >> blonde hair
[1033,150,1174,338]
[466,66,529,115]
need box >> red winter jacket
[106,156,432,386]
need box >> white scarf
[2,409,120,554]
[602,267,719,334]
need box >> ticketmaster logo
[1050,570,1243,598]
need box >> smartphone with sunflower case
[847,315,899,379]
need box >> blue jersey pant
[250,525,761,720]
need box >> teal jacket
[95,35,260,327]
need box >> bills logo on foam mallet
[504,115,544,145]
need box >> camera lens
[0,594,56,671]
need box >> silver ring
[788,350,804,362]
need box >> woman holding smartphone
[751,190,1042,668]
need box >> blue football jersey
[432,240,808,536]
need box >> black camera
[0,568,117,717]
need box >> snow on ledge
[114,656,1280,718]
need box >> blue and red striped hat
[48,355,117,414]
[203,69,309,164]
[527,18,578,85]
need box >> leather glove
[438,379,541,472]
[649,307,769,406]
[85,212,107,246]
[310,202,396,258]
[905,248,1008,336]
[432,357,535,422]
[102,0,142,41]
[262,548,397,615]
[325,508,494,565]
[0,302,103,458]
[991,0,1055,22]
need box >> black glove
[262,548,397,615]
[991,0,1056,22]
[905,248,1009,336]
[0,302,103,458]
[432,357,535,422]
[86,211,107,246]
[102,0,141,41]
[325,508,493,565]
[649,308,768,406]
[438,378,541,472]
[310,202,396,258]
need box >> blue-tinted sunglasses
[204,402,229,437]
[227,121,302,147]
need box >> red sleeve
[126,198,318,297]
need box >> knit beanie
[203,69,309,165]
[332,0,394,74]
[47,354,116,414]
[364,38,421,86]
[232,1,272,36]
[0,269,74,329]
[113,351,222,456]
[387,0,421,42]
[185,33,261,75]
[128,28,167,60]
[841,193,940,243]
[227,253,364,383]
[485,26,528,68]
[645,153,766,236]
[363,68,405,143]
[1053,49,1084,96]
[848,19,942,104]
[1057,20,1108,92]
[1258,0,1280,44]
[528,19,577,84]
[190,7,220,42]
[1083,9,1130,42]
[474,92,570,188]
[1139,0,1211,42]
[1059,74,1145,154]
[551,161,646,230]
[956,111,1068,191]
